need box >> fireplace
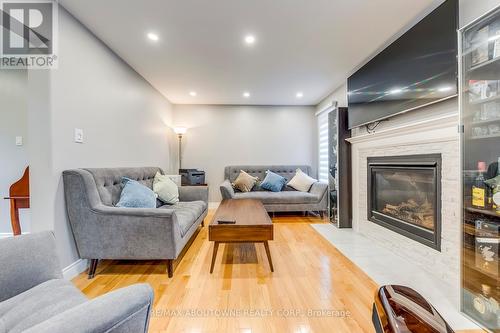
[367,154,442,251]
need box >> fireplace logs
[382,199,434,230]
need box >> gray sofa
[0,232,153,333]
[63,167,208,278]
[220,165,328,215]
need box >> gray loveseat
[63,167,208,278]
[220,165,328,216]
[0,232,153,333]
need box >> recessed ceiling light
[189,91,197,97]
[296,92,304,98]
[147,32,159,41]
[437,86,453,92]
[244,35,256,45]
[243,91,250,98]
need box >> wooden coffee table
[209,199,274,273]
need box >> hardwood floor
[72,210,379,333]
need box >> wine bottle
[472,161,487,208]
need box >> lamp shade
[174,127,187,135]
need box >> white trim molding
[346,113,458,145]
[62,259,87,280]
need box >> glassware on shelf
[460,6,500,332]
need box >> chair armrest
[0,232,62,302]
[309,182,328,199]
[25,284,154,333]
[178,186,209,203]
[220,180,235,199]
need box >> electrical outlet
[15,136,23,146]
[74,128,84,143]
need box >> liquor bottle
[472,161,487,208]
[472,284,500,325]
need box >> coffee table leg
[210,242,220,273]
[263,241,274,272]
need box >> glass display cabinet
[328,106,351,228]
[459,6,500,331]
[328,108,338,223]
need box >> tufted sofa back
[224,165,312,184]
[83,167,163,206]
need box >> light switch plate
[74,128,84,143]
[15,136,23,146]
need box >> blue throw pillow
[261,170,287,192]
[116,177,157,208]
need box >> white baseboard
[62,259,88,280]
[0,232,29,238]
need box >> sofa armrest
[92,204,176,218]
[220,180,235,199]
[309,182,328,200]
[178,186,209,203]
[0,232,62,302]
[25,284,154,333]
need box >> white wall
[173,104,317,202]
[28,7,175,268]
[460,0,499,27]
[0,70,30,235]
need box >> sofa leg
[201,219,205,227]
[88,259,98,279]
[167,259,174,278]
[319,211,325,219]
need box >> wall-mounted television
[347,0,458,129]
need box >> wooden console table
[4,167,30,236]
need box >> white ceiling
[59,0,443,106]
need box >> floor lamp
[174,127,187,171]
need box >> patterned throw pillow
[287,168,318,192]
[153,172,179,204]
[261,170,287,192]
[116,177,157,208]
[232,170,258,192]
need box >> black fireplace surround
[367,154,442,251]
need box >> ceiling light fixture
[189,91,197,97]
[147,32,159,41]
[243,91,250,98]
[296,92,304,98]
[244,35,256,45]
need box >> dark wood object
[372,285,454,333]
[4,167,30,236]
[208,199,274,273]
[88,259,99,279]
[166,259,174,278]
[337,107,352,228]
